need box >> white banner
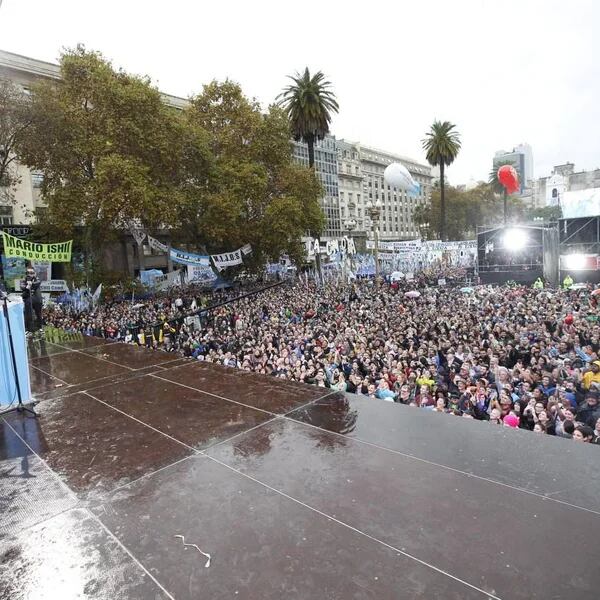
[240,243,253,256]
[303,236,356,258]
[92,283,102,302]
[561,189,600,219]
[187,264,218,283]
[211,249,243,271]
[156,270,185,290]
[366,239,422,253]
[40,279,70,293]
[147,235,169,254]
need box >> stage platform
[1,337,599,599]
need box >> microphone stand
[0,292,37,417]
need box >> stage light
[502,228,528,251]
[563,253,586,270]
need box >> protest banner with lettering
[147,235,169,254]
[211,249,243,270]
[366,239,422,253]
[303,236,356,258]
[43,325,84,344]
[187,264,217,283]
[41,280,70,293]
[169,247,210,267]
[1,231,72,262]
[15,279,69,293]
[0,225,32,238]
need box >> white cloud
[1,0,598,183]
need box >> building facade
[292,135,341,239]
[534,162,600,208]
[336,139,364,234]
[494,143,534,194]
[353,143,432,240]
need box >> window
[35,207,48,223]
[0,205,13,225]
[31,171,44,189]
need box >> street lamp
[366,199,382,282]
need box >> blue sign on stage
[0,299,31,407]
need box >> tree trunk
[440,162,446,241]
[503,189,508,226]
[85,224,94,289]
[307,137,315,169]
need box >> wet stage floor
[1,339,600,599]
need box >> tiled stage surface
[1,339,599,599]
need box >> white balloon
[384,162,417,192]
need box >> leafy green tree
[527,205,562,221]
[277,68,339,168]
[17,46,210,281]
[422,120,461,241]
[0,78,31,203]
[180,80,324,266]
[415,183,517,240]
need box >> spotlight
[563,253,586,271]
[502,228,528,251]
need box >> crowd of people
[43,276,600,445]
[42,281,266,341]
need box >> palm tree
[278,68,339,168]
[422,121,461,241]
[489,160,520,225]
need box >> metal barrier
[125,280,286,343]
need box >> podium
[0,298,32,408]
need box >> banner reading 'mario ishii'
[1,231,72,262]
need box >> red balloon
[497,165,520,194]
[564,314,574,325]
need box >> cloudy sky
[1,0,599,184]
